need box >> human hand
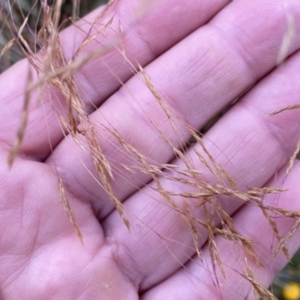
[1,0,300,299]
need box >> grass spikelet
[204,203,226,279]
[8,66,32,167]
[58,176,83,244]
[0,37,15,58]
[139,64,172,120]
[72,0,116,60]
[86,126,130,229]
[189,129,237,189]
[269,104,300,116]
[184,201,201,258]
[243,258,277,300]
[213,201,263,267]
[286,139,300,174]
[260,204,289,259]
[38,0,86,133]
[272,218,300,259]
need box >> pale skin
[1,0,300,299]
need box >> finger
[142,162,300,300]
[102,47,300,291]
[49,0,300,219]
[0,0,227,159]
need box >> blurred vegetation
[0,0,108,72]
[1,1,300,299]
[271,249,300,299]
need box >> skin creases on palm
[1,0,300,299]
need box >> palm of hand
[0,159,118,298]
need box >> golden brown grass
[1,1,300,299]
